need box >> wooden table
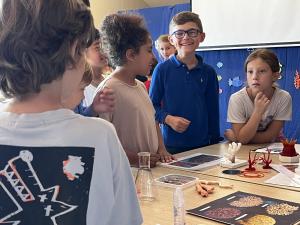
[172,143,300,192]
[139,143,300,224]
[140,166,300,225]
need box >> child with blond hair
[155,34,176,61]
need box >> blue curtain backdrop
[131,4,300,140]
[127,3,190,61]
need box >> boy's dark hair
[244,49,280,73]
[0,0,94,99]
[100,13,150,67]
[169,11,203,33]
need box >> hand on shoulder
[92,87,115,114]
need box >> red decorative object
[295,70,300,89]
[245,151,259,171]
[240,171,265,178]
[260,148,272,169]
[280,139,298,157]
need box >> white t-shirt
[83,84,97,107]
[0,109,142,225]
[227,87,292,131]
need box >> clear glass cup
[135,152,156,201]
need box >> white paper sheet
[265,164,300,187]
[265,173,300,188]
[254,143,283,154]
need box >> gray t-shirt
[0,109,142,225]
[227,87,292,131]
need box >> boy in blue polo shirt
[150,11,221,154]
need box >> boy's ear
[125,49,136,62]
[168,35,176,46]
[199,32,206,43]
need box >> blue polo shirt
[74,101,94,117]
[149,54,220,153]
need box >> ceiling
[143,0,190,7]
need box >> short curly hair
[0,0,94,99]
[100,13,150,67]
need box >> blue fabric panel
[130,4,190,61]
[282,47,300,139]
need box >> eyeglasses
[171,28,201,39]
